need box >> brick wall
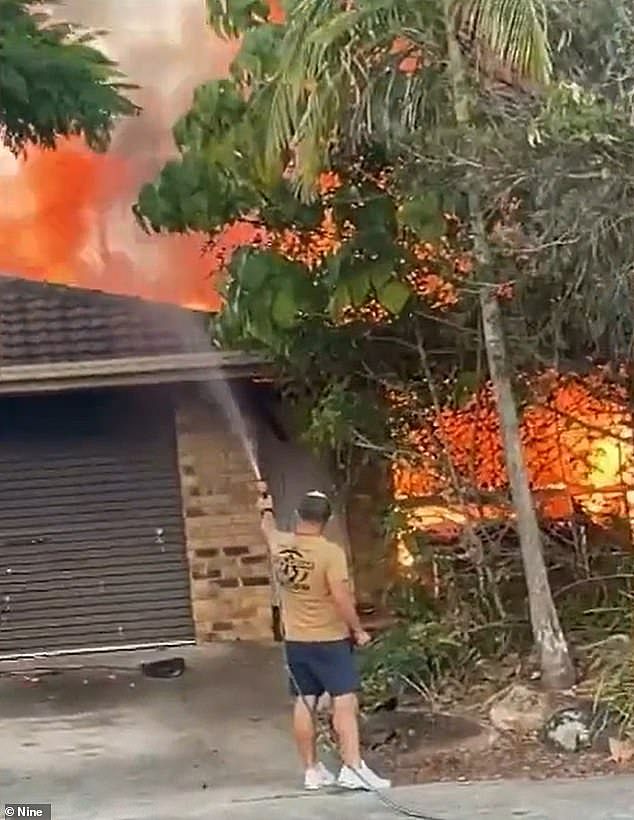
[175,388,273,642]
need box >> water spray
[208,379,440,817]
[198,371,285,638]
[243,433,262,482]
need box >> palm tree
[264,0,575,688]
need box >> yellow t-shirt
[271,532,350,642]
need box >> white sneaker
[304,762,336,790]
[337,761,391,790]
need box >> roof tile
[0,276,212,365]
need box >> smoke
[0,0,245,308]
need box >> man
[257,484,391,792]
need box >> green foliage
[549,0,634,98]
[387,580,439,622]
[134,77,270,233]
[594,652,634,734]
[263,0,552,200]
[360,617,478,708]
[378,279,412,315]
[0,0,137,151]
[206,0,270,39]
[136,0,634,487]
[362,534,634,711]
[304,381,385,454]
[134,3,457,474]
[398,192,445,242]
[224,246,322,344]
[529,82,620,145]
[231,22,285,82]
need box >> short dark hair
[297,491,331,525]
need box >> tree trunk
[443,2,574,689]
[480,287,575,689]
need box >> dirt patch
[362,709,493,764]
[358,637,634,786]
[386,732,634,785]
[363,706,634,785]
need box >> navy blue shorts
[285,638,360,698]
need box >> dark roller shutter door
[0,388,194,658]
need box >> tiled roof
[0,275,212,366]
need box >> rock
[489,684,550,734]
[543,705,612,753]
[361,711,399,749]
[608,736,634,764]
[372,696,399,713]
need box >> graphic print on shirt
[275,546,315,592]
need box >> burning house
[4,0,632,661]
[391,373,634,574]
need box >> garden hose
[260,480,446,819]
[282,640,448,820]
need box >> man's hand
[256,494,274,514]
[352,629,372,647]
[257,492,277,549]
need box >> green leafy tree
[133,12,478,458]
[136,0,570,687]
[261,0,634,688]
[0,0,137,151]
[136,0,634,687]
[260,0,634,690]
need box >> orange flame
[0,139,232,309]
[0,0,247,310]
[393,376,634,535]
[0,141,118,279]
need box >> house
[0,276,362,659]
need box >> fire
[393,375,634,539]
[0,141,112,280]
[267,0,285,23]
[587,430,633,490]
[397,539,415,567]
[582,427,634,521]
[0,3,450,312]
[0,0,245,310]
[0,139,227,309]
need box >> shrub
[359,618,478,710]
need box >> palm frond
[454,0,552,84]
[265,0,413,200]
[265,0,343,164]
[265,0,551,201]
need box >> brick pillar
[175,389,273,642]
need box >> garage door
[0,388,194,658]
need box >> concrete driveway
[0,644,632,820]
[223,778,634,820]
[0,643,299,818]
